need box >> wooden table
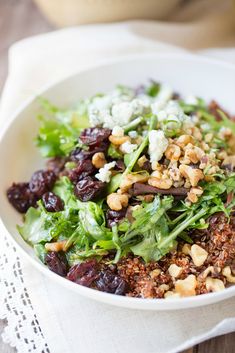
[0,0,234,352]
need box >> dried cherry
[106,208,127,228]
[7,182,37,213]
[45,251,68,276]
[68,160,96,183]
[46,157,67,176]
[74,176,106,201]
[79,127,111,147]
[29,170,56,197]
[96,270,127,295]
[67,259,98,286]
[42,192,64,212]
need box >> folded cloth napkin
[1,19,235,353]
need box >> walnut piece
[179,164,204,187]
[168,264,183,278]
[148,177,173,190]
[92,152,107,169]
[205,277,225,292]
[109,135,130,145]
[175,274,197,297]
[107,193,129,211]
[176,135,194,148]
[120,173,148,192]
[190,244,208,267]
[165,144,181,161]
[45,240,67,252]
[222,266,235,283]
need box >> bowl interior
[1,53,235,310]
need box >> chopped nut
[222,266,235,283]
[182,243,191,255]
[179,164,204,187]
[205,277,225,292]
[159,284,170,292]
[222,155,235,169]
[168,264,183,278]
[205,133,213,143]
[151,170,162,179]
[136,194,154,203]
[192,127,202,140]
[184,144,205,164]
[150,268,161,279]
[175,275,197,297]
[165,144,181,161]
[92,152,107,169]
[164,291,181,299]
[176,135,194,148]
[109,135,130,145]
[198,266,215,280]
[168,166,181,182]
[107,193,129,211]
[151,161,163,171]
[187,186,203,203]
[190,244,208,267]
[45,240,67,252]
[120,173,148,192]
[148,177,173,189]
[138,155,148,168]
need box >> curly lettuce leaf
[36,98,90,157]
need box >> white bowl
[1,53,235,311]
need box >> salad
[7,81,235,299]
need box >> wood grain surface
[0,0,234,352]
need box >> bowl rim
[1,51,235,310]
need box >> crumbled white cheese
[112,126,124,136]
[128,130,138,139]
[184,95,198,105]
[131,98,147,116]
[120,141,138,154]
[148,130,169,163]
[111,101,133,125]
[95,161,116,183]
[157,101,190,130]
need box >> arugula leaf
[145,81,160,97]
[224,173,235,193]
[130,216,174,262]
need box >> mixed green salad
[7,81,235,298]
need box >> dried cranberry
[42,192,64,212]
[96,270,127,295]
[106,208,127,228]
[79,127,111,147]
[67,259,98,286]
[46,157,67,176]
[68,160,96,183]
[7,182,37,213]
[45,251,68,276]
[74,176,106,201]
[29,170,56,197]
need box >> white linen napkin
[1,20,235,353]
